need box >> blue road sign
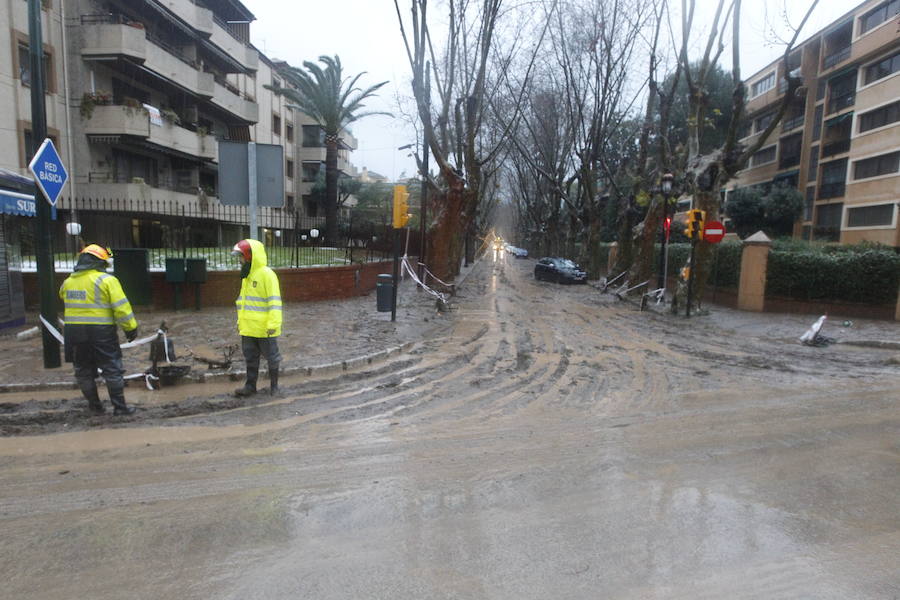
[28,138,68,207]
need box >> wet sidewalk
[0,263,473,391]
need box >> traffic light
[683,209,706,240]
[392,185,410,228]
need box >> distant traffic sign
[28,138,68,207]
[703,220,726,244]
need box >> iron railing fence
[15,197,402,271]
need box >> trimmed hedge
[767,246,900,304]
[594,241,742,289]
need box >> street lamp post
[656,172,674,292]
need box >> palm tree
[268,55,388,245]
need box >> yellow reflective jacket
[59,269,138,331]
[235,239,282,337]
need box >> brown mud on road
[1,255,898,599]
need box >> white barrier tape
[40,315,162,350]
[40,315,65,344]
[124,372,160,391]
[413,260,453,289]
[402,256,447,303]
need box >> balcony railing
[827,92,855,114]
[818,182,846,199]
[779,154,801,170]
[823,46,851,70]
[821,139,851,158]
[782,114,805,132]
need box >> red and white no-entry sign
[703,220,726,244]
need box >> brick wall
[23,262,394,310]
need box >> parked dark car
[534,257,587,284]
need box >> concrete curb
[0,341,418,394]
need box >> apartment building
[0,0,359,251]
[731,0,900,246]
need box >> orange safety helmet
[81,244,113,261]
[231,240,252,262]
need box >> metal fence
[15,197,405,271]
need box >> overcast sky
[244,1,853,182]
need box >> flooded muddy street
[1,257,898,599]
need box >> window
[863,50,900,85]
[286,158,294,179]
[755,111,775,133]
[847,203,895,227]
[303,194,318,217]
[814,203,843,241]
[819,158,848,199]
[16,41,54,92]
[812,105,824,141]
[750,145,776,167]
[859,0,899,35]
[827,70,856,114]
[779,133,803,169]
[808,146,819,181]
[859,101,900,133]
[272,113,281,136]
[853,151,900,180]
[751,72,775,97]
[302,162,320,182]
[272,77,282,89]
[286,194,294,211]
[804,187,815,220]
[285,123,294,143]
[20,126,58,168]
[302,125,324,147]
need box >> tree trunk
[628,197,663,288]
[324,135,340,246]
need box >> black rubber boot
[109,384,136,416]
[79,382,105,415]
[234,365,258,397]
[268,366,280,396]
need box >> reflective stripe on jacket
[236,239,282,337]
[59,270,138,331]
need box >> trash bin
[164,258,186,283]
[376,273,393,312]
[185,258,207,283]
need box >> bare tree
[670,0,819,311]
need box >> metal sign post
[248,141,258,241]
[27,0,61,368]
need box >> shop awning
[0,190,36,217]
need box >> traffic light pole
[29,0,60,368]
[391,227,400,322]
[686,238,697,318]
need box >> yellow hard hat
[81,244,113,261]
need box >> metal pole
[419,65,431,286]
[390,227,400,322]
[29,0,60,368]
[248,141,258,241]
[686,238,697,318]
[656,196,667,291]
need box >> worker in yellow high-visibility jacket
[232,239,282,396]
[59,244,139,415]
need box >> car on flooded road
[534,257,587,284]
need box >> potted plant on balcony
[160,107,181,126]
[79,91,113,120]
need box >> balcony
[80,20,146,63]
[77,180,212,214]
[781,114,805,132]
[210,17,258,72]
[81,18,214,98]
[821,138,851,158]
[823,46,851,70]
[211,81,258,123]
[156,0,214,36]
[818,181,846,199]
[827,91,855,115]
[84,105,216,161]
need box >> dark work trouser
[68,324,127,409]
[241,336,282,388]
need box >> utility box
[113,248,152,305]
[376,273,393,312]
[185,258,207,283]
[164,258,186,283]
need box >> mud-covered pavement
[1,256,899,599]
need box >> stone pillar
[607,242,618,274]
[737,231,772,312]
[895,285,900,321]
